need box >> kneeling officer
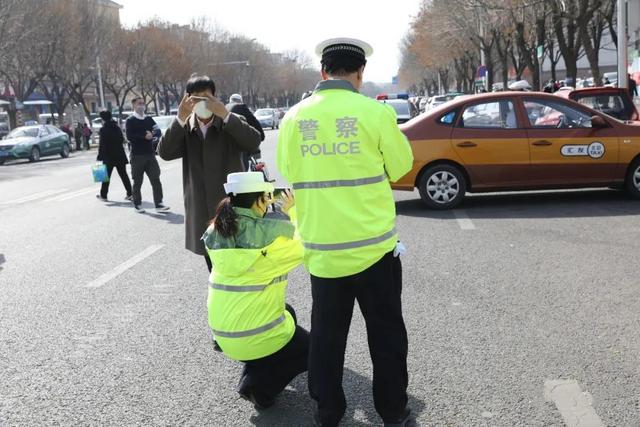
[202,172,309,409]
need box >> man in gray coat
[158,75,261,271]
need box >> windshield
[7,127,38,138]
[385,100,410,116]
[255,109,272,117]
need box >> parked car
[602,72,618,86]
[554,87,638,122]
[0,122,9,139]
[0,125,71,165]
[255,108,280,130]
[378,98,417,124]
[393,91,640,209]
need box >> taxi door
[523,97,619,186]
[451,98,531,188]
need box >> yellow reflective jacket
[277,79,413,278]
[205,212,303,361]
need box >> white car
[255,108,280,130]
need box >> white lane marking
[544,380,604,427]
[85,244,165,288]
[453,209,476,230]
[44,187,96,202]
[0,189,67,205]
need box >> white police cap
[315,38,373,59]
[223,172,274,195]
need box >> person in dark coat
[227,93,264,170]
[82,123,92,150]
[96,110,133,201]
[157,75,261,271]
[74,122,83,151]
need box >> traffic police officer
[276,38,414,426]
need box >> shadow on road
[396,189,640,220]
[0,253,5,272]
[103,201,185,224]
[249,368,425,426]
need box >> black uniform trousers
[309,251,408,426]
[241,305,310,402]
[100,163,133,199]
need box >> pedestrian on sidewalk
[227,93,264,170]
[125,97,169,214]
[96,110,133,202]
[202,172,309,409]
[82,123,92,150]
[74,122,83,151]
[157,74,261,273]
[277,37,414,427]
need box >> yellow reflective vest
[277,79,414,278]
[206,232,303,361]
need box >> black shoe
[237,375,274,410]
[125,195,133,201]
[134,205,146,214]
[383,408,413,427]
[155,204,170,212]
[96,194,108,201]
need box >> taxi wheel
[29,147,40,162]
[60,143,70,158]
[625,158,640,198]
[418,164,466,210]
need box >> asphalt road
[1,128,640,426]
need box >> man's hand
[205,96,229,120]
[145,131,153,141]
[177,94,197,122]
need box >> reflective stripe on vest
[303,227,397,251]
[292,174,386,190]
[209,274,287,292]
[211,314,286,338]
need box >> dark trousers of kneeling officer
[203,172,309,408]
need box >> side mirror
[591,115,608,128]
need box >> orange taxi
[393,92,640,209]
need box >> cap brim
[315,37,373,58]
[224,181,274,195]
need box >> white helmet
[223,172,274,195]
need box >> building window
[91,102,96,113]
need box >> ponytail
[213,197,238,238]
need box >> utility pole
[96,56,106,110]
[617,0,628,88]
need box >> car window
[39,126,50,136]
[438,111,457,126]
[7,127,39,138]
[460,100,516,129]
[47,125,59,134]
[385,100,410,116]
[524,99,592,128]
[574,94,631,120]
